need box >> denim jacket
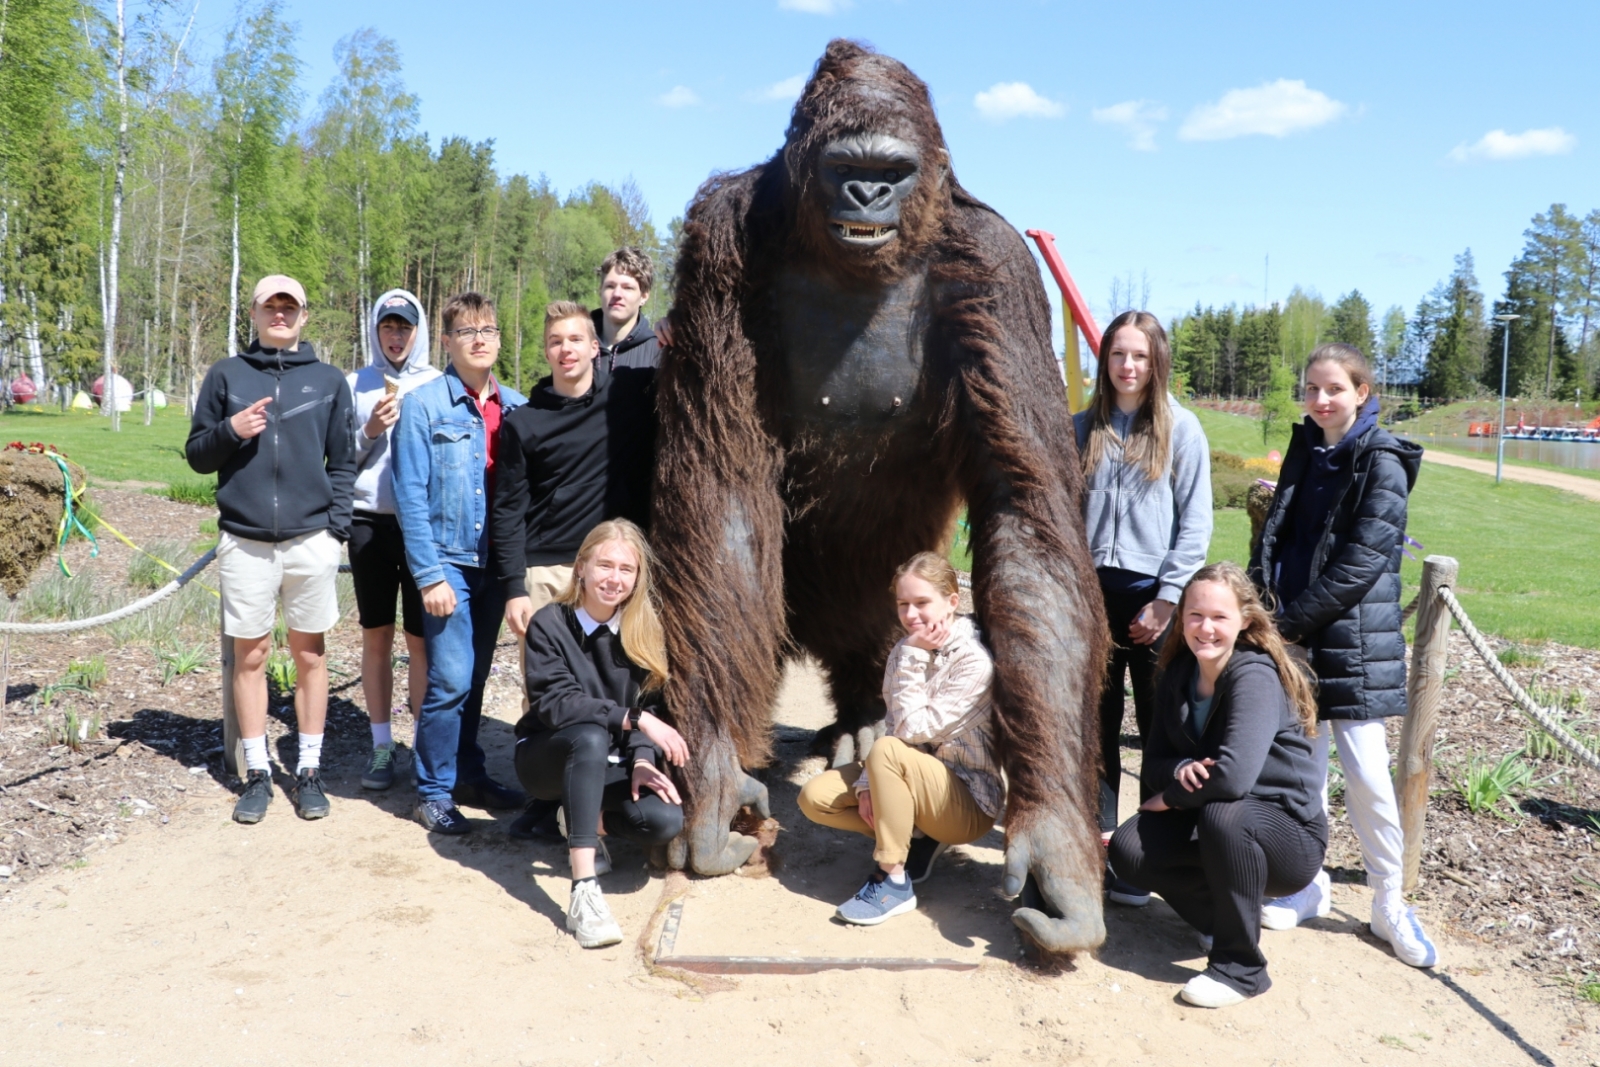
[392,366,527,588]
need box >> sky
[239,0,1594,339]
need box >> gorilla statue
[652,39,1110,953]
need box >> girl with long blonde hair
[1074,310,1213,907]
[512,519,686,949]
[1108,563,1325,1008]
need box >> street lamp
[1494,313,1520,485]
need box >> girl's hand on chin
[908,614,952,651]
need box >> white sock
[887,870,908,886]
[242,735,270,773]
[296,732,324,773]
[371,721,393,749]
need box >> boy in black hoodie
[186,274,357,825]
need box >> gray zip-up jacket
[1073,395,1213,603]
[346,289,441,514]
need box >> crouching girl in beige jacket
[799,551,1004,926]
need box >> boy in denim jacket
[392,292,528,833]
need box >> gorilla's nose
[843,180,894,211]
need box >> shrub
[266,649,297,698]
[127,539,191,591]
[158,642,212,685]
[165,478,217,507]
[1211,451,1280,510]
[64,655,107,690]
[1498,645,1544,668]
[1458,750,1535,819]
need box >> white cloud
[656,85,700,109]
[1092,100,1168,151]
[756,74,807,102]
[1178,79,1346,141]
[1448,127,1576,163]
[974,82,1066,122]
[778,0,850,12]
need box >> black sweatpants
[1108,798,1327,997]
[1098,584,1161,833]
[513,723,683,850]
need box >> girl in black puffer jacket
[1249,343,1436,970]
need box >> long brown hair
[1081,310,1174,481]
[559,519,670,693]
[1305,342,1374,394]
[1157,562,1318,736]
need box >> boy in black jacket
[186,274,357,825]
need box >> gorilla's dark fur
[652,39,1111,952]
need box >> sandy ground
[1421,449,1600,502]
[0,658,1596,1067]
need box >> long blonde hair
[1157,562,1318,736]
[559,519,670,693]
[1081,310,1174,482]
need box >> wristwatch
[626,707,644,731]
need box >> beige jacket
[865,616,1005,819]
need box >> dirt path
[1422,449,1600,502]
[0,657,1594,1067]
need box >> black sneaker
[415,799,473,835]
[233,769,273,824]
[508,799,564,842]
[291,768,331,820]
[1106,868,1151,907]
[452,777,527,811]
[361,744,397,790]
[904,835,950,884]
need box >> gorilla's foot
[736,768,771,819]
[669,742,768,875]
[809,719,888,768]
[1003,813,1107,955]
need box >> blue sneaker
[836,870,917,926]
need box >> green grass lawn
[0,406,198,488]
[1192,406,1600,649]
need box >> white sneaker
[1261,869,1331,931]
[1371,900,1439,968]
[1180,973,1246,1008]
[556,807,611,876]
[567,880,623,949]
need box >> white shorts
[218,529,343,639]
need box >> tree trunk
[228,190,241,357]
[101,0,129,431]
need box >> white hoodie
[346,288,442,514]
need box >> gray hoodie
[346,288,442,514]
[1073,394,1213,603]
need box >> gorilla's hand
[1003,809,1107,955]
[666,734,763,875]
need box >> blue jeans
[415,563,505,802]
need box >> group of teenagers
[185,253,1434,1009]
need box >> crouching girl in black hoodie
[513,519,688,948]
[1109,562,1324,1008]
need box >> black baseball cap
[376,295,419,326]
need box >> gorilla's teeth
[834,223,896,241]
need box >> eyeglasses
[452,326,501,340]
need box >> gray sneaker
[361,744,396,790]
[836,870,917,926]
[233,769,273,824]
[567,880,623,948]
[291,769,330,820]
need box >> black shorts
[348,512,423,636]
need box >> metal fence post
[220,618,242,777]
[1396,554,1458,893]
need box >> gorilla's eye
[885,170,901,182]
[835,165,851,176]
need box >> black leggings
[1109,799,1327,997]
[1098,584,1161,833]
[513,723,683,850]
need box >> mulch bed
[3,489,1599,997]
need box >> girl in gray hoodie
[1073,310,1213,904]
[345,289,442,788]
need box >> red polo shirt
[469,376,503,497]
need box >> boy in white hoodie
[346,290,442,789]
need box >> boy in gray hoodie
[345,290,442,789]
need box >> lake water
[1407,434,1600,473]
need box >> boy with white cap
[186,274,358,824]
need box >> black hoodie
[186,341,358,543]
[1249,410,1424,720]
[591,309,660,373]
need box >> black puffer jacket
[1249,418,1423,721]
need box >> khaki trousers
[798,736,995,865]
[519,563,574,715]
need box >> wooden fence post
[1396,554,1459,893]
[220,618,242,777]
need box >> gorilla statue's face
[817,132,922,251]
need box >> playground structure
[1469,412,1600,441]
[1026,230,1101,413]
